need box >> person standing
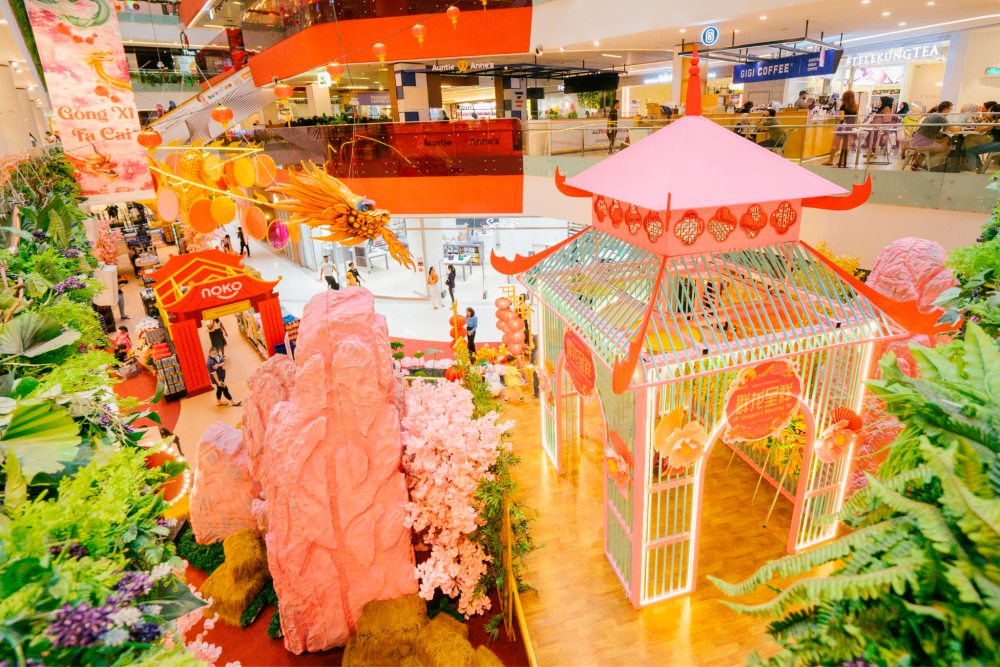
[793,90,809,109]
[117,285,129,321]
[128,245,141,279]
[347,262,363,286]
[445,265,457,303]
[427,267,442,309]
[205,318,228,354]
[221,234,234,254]
[822,90,859,167]
[465,307,478,357]
[607,100,620,155]
[207,347,241,407]
[237,226,250,256]
[113,326,132,362]
[318,255,339,289]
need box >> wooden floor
[504,397,832,666]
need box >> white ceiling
[0,16,49,110]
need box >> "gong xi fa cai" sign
[563,330,596,398]
[723,359,802,444]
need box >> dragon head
[268,161,414,270]
[83,49,114,66]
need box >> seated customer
[966,103,1000,171]
[909,101,954,170]
[759,109,783,147]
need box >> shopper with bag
[207,347,242,407]
[427,267,442,309]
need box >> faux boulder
[243,352,297,486]
[245,288,417,653]
[189,422,257,544]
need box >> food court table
[943,130,986,173]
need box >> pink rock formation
[243,288,416,653]
[189,422,257,544]
[243,353,296,486]
[848,238,957,496]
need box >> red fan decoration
[643,211,663,243]
[739,204,767,239]
[674,210,705,246]
[770,201,798,235]
[707,207,737,242]
[625,204,642,235]
[829,406,862,433]
[608,200,624,228]
[594,196,608,222]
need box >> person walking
[427,267,442,309]
[607,100,620,155]
[822,90,859,168]
[318,255,339,289]
[207,347,241,407]
[128,245,141,279]
[205,318,228,354]
[237,226,250,256]
[445,265,457,303]
[465,307,478,357]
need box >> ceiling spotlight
[9,61,17,67]
[680,28,686,33]
[734,29,740,33]
[927,1,934,4]
[899,22,906,25]
[861,0,869,3]
[559,46,564,51]
[760,15,767,19]
[882,11,890,15]
[593,40,600,46]
[14,68,22,73]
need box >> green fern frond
[925,452,1000,559]
[950,440,992,499]
[945,563,984,605]
[766,608,820,640]
[831,466,934,521]
[708,518,909,598]
[866,475,959,554]
[718,564,922,619]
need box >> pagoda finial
[685,43,702,116]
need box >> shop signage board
[203,299,252,320]
[733,49,840,84]
[843,44,942,68]
[563,329,596,397]
[988,67,1000,76]
[723,359,802,444]
[317,71,332,88]
[358,93,391,105]
[431,60,495,73]
[24,0,152,202]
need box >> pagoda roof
[563,115,848,211]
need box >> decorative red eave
[490,228,588,276]
[802,174,872,210]
[611,256,668,394]
[555,167,591,198]
[801,242,961,336]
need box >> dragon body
[268,161,415,271]
[84,50,132,91]
[34,0,110,27]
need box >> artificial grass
[176,524,226,574]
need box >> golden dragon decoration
[267,161,415,271]
[66,142,118,180]
[83,50,132,92]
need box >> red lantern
[499,309,516,322]
[273,83,293,101]
[136,128,163,151]
[445,366,465,382]
[412,24,426,47]
[452,327,468,340]
[449,315,467,328]
[494,296,511,309]
[510,343,524,356]
[509,318,524,332]
[327,61,345,84]
[446,5,460,27]
[372,42,387,64]
[211,104,234,128]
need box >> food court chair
[900,146,939,172]
[978,152,1000,175]
[766,129,793,157]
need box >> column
[671,52,685,107]
[33,106,50,138]
[306,82,333,117]
[170,317,212,396]
[940,29,970,105]
[497,76,527,121]
[393,63,430,122]
[0,65,33,151]
[15,88,44,144]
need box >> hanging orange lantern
[480,0,486,8]
[273,83,293,101]
[411,24,426,47]
[327,61,345,84]
[211,104,234,128]
[136,128,163,151]
[372,42,387,64]
[446,5,460,27]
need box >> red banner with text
[563,329,596,398]
[25,0,153,202]
[723,359,802,444]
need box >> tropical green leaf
[144,573,207,620]
[0,401,81,478]
[909,345,959,383]
[35,258,64,283]
[0,311,80,358]
[950,440,991,499]
[3,445,27,511]
[21,273,53,299]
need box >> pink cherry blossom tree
[401,380,513,617]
